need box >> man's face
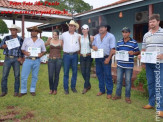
[149,19,160,29]
[10,29,17,36]
[31,30,38,37]
[69,24,76,32]
[99,26,107,34]
[122,31,130,39]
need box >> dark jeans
[1,56,20,93]
[95,57,113,95]
[48,58,62,91]
[63,53,78,90]
[146,63,163,111]
[116,66,133,98]
[80,55,92,89]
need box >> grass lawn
[0,63,161,122]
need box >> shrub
[134,68,148,96]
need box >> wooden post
[22,15,25,39]
[149,4,154,17]
[13,19,15,24]
[40,32,42,38]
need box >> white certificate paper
[115,51,129,61]
[141,52,157,64]
[6,38,20,50]
[91,49,104,58]
[28,47,41,57]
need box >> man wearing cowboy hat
[0,24,24,97]
[19,26,46,97]
[60,20,80,94]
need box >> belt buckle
[9,56,14,58]
[83,54,86,57]
[32,57,36,60]
[69,53,73,55]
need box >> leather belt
[64,52,78,55]
[6,55,19,58]
[26,57,40,60]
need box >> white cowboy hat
[8,24,21,33]
[66,20,79,30]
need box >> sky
[1,0,120,38]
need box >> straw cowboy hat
[27,26,42,33]
[8,24,21,33]
[66,20,79,30]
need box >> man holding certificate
[19,26,46,97]
[105,27,140,104]
[0,24,24,97]
[139,14,163,118]
[92,23,116,99]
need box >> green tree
[41,0,93,14]
[0,19,9,36]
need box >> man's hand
[38,53,43,58]
[25,51,30,56]
[157,54,163,59]
[128,51,134,55]
[104,58,110,64]
[17,57,24,64]
[92,46,98,51]
[2,44,7,49]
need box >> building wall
[78,2,163,50]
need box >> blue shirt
[92,32,116,56]
[0,35,24,57]
[117,38,139,69]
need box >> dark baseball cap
[122,27,131,33]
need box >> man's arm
[0,36,7,49]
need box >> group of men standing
[0,13,163,117]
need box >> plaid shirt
[0,35,24,57]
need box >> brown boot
[158,111,163,118]
[125,97,131,104]
[82,89,88,94]
[53,90,57,95]
[107,94,112,99]
[112,95,121,100]
[143,104,154,109]
[49,90,53,94]
[96,92,105,96]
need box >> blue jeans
[20,59,41,93]
[1,56,20,93]
[95,57,113,95]
[48,58,62,91]
[63,53,78,90]
[146,63,163,111]
[80,55,92,89]
[116,66,133,98]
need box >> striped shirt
[117,38,139,69]
[21,37,46,57]
[142,27,163,63]
[0,35,24,57]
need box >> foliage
[41,0,93,14]
[134,68,148,96]
[0,19,9,36]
